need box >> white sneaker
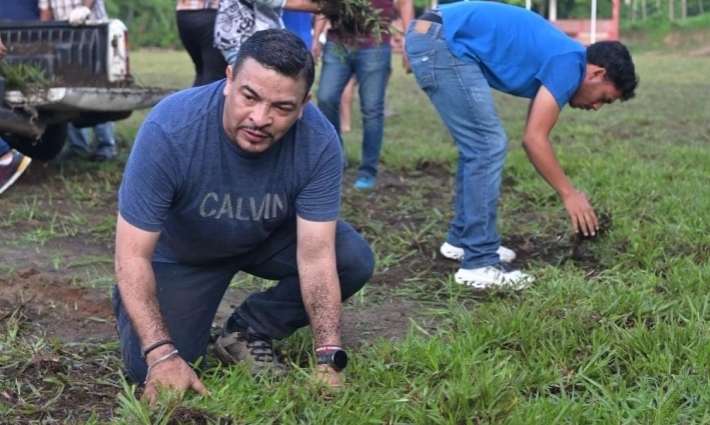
[440,242,516,263]
[454,263,533,290]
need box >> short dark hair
[231,29,315,96]
[586,41,639,101]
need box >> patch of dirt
[685,45,710,57]
[0,269,115,343]
[0,268,429,350]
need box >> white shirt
[39,0,108,21]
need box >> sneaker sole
[454,275,533,291]
[0,156,32,195]
[440,243,516,263]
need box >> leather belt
[418,11,442,24]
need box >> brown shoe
[214,324,288,378]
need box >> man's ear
[298,92,313,119]
[223,66,234,96]
[591,66,607,81]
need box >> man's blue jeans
[405,21,508,269]
[112,219,375,384]
[67,122,116,157]
[316,42,391,178]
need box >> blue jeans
[405,21,508,269]
[112,219,374,384]
[316,42,391,178]
[67,122,116,157]
[0,137,11,157]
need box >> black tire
[9,123,68,161]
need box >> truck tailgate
[4,87,174,112]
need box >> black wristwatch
[316,348,349,371]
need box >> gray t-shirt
[118,80,343,265]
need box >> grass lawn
[1,46,710,424]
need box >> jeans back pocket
[407,48,438,96]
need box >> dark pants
[176,9,228,87]
[113,220,375,384]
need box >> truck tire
[11,123,68,161]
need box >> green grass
[2,47,710,423]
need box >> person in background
[281,10,312,50]
[214,0,332,67]
[0,0,40,195]
[405,2,638,288]
[311,20,357,134]
[337,16,403,134]
[176,0,228,87]
[339,76,357,133]
[312,0,414,190]
[40,0,117,162]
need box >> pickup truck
[0,19,173,160]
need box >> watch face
[332,350,348,370]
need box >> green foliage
[321,0,392,44]
[623,11,675,31]
[676,9,710,28]
[621,10,710,47]
[104,0,181,48]
[0,60,52,90]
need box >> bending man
[405,2,638,289]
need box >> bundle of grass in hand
[318,0,391,45]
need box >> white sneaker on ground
[440,242,516,263]
[454,263,533,290]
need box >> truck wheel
[12,123,68,161]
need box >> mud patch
[0,269,115,343]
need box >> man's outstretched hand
[142,355,208,407]
[562,190,598,237]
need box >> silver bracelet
[144,349,179,385]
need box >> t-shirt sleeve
[118,121,181,232]
[536,52,586,110]
[294,135,343,222]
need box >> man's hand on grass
[142,354,208,407]
[562,190,598,237]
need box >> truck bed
[0,20,117,86]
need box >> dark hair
[586,41,639,101]
[232,29,315,96]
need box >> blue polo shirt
[0,0,40,20]
[440,1,586,109]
